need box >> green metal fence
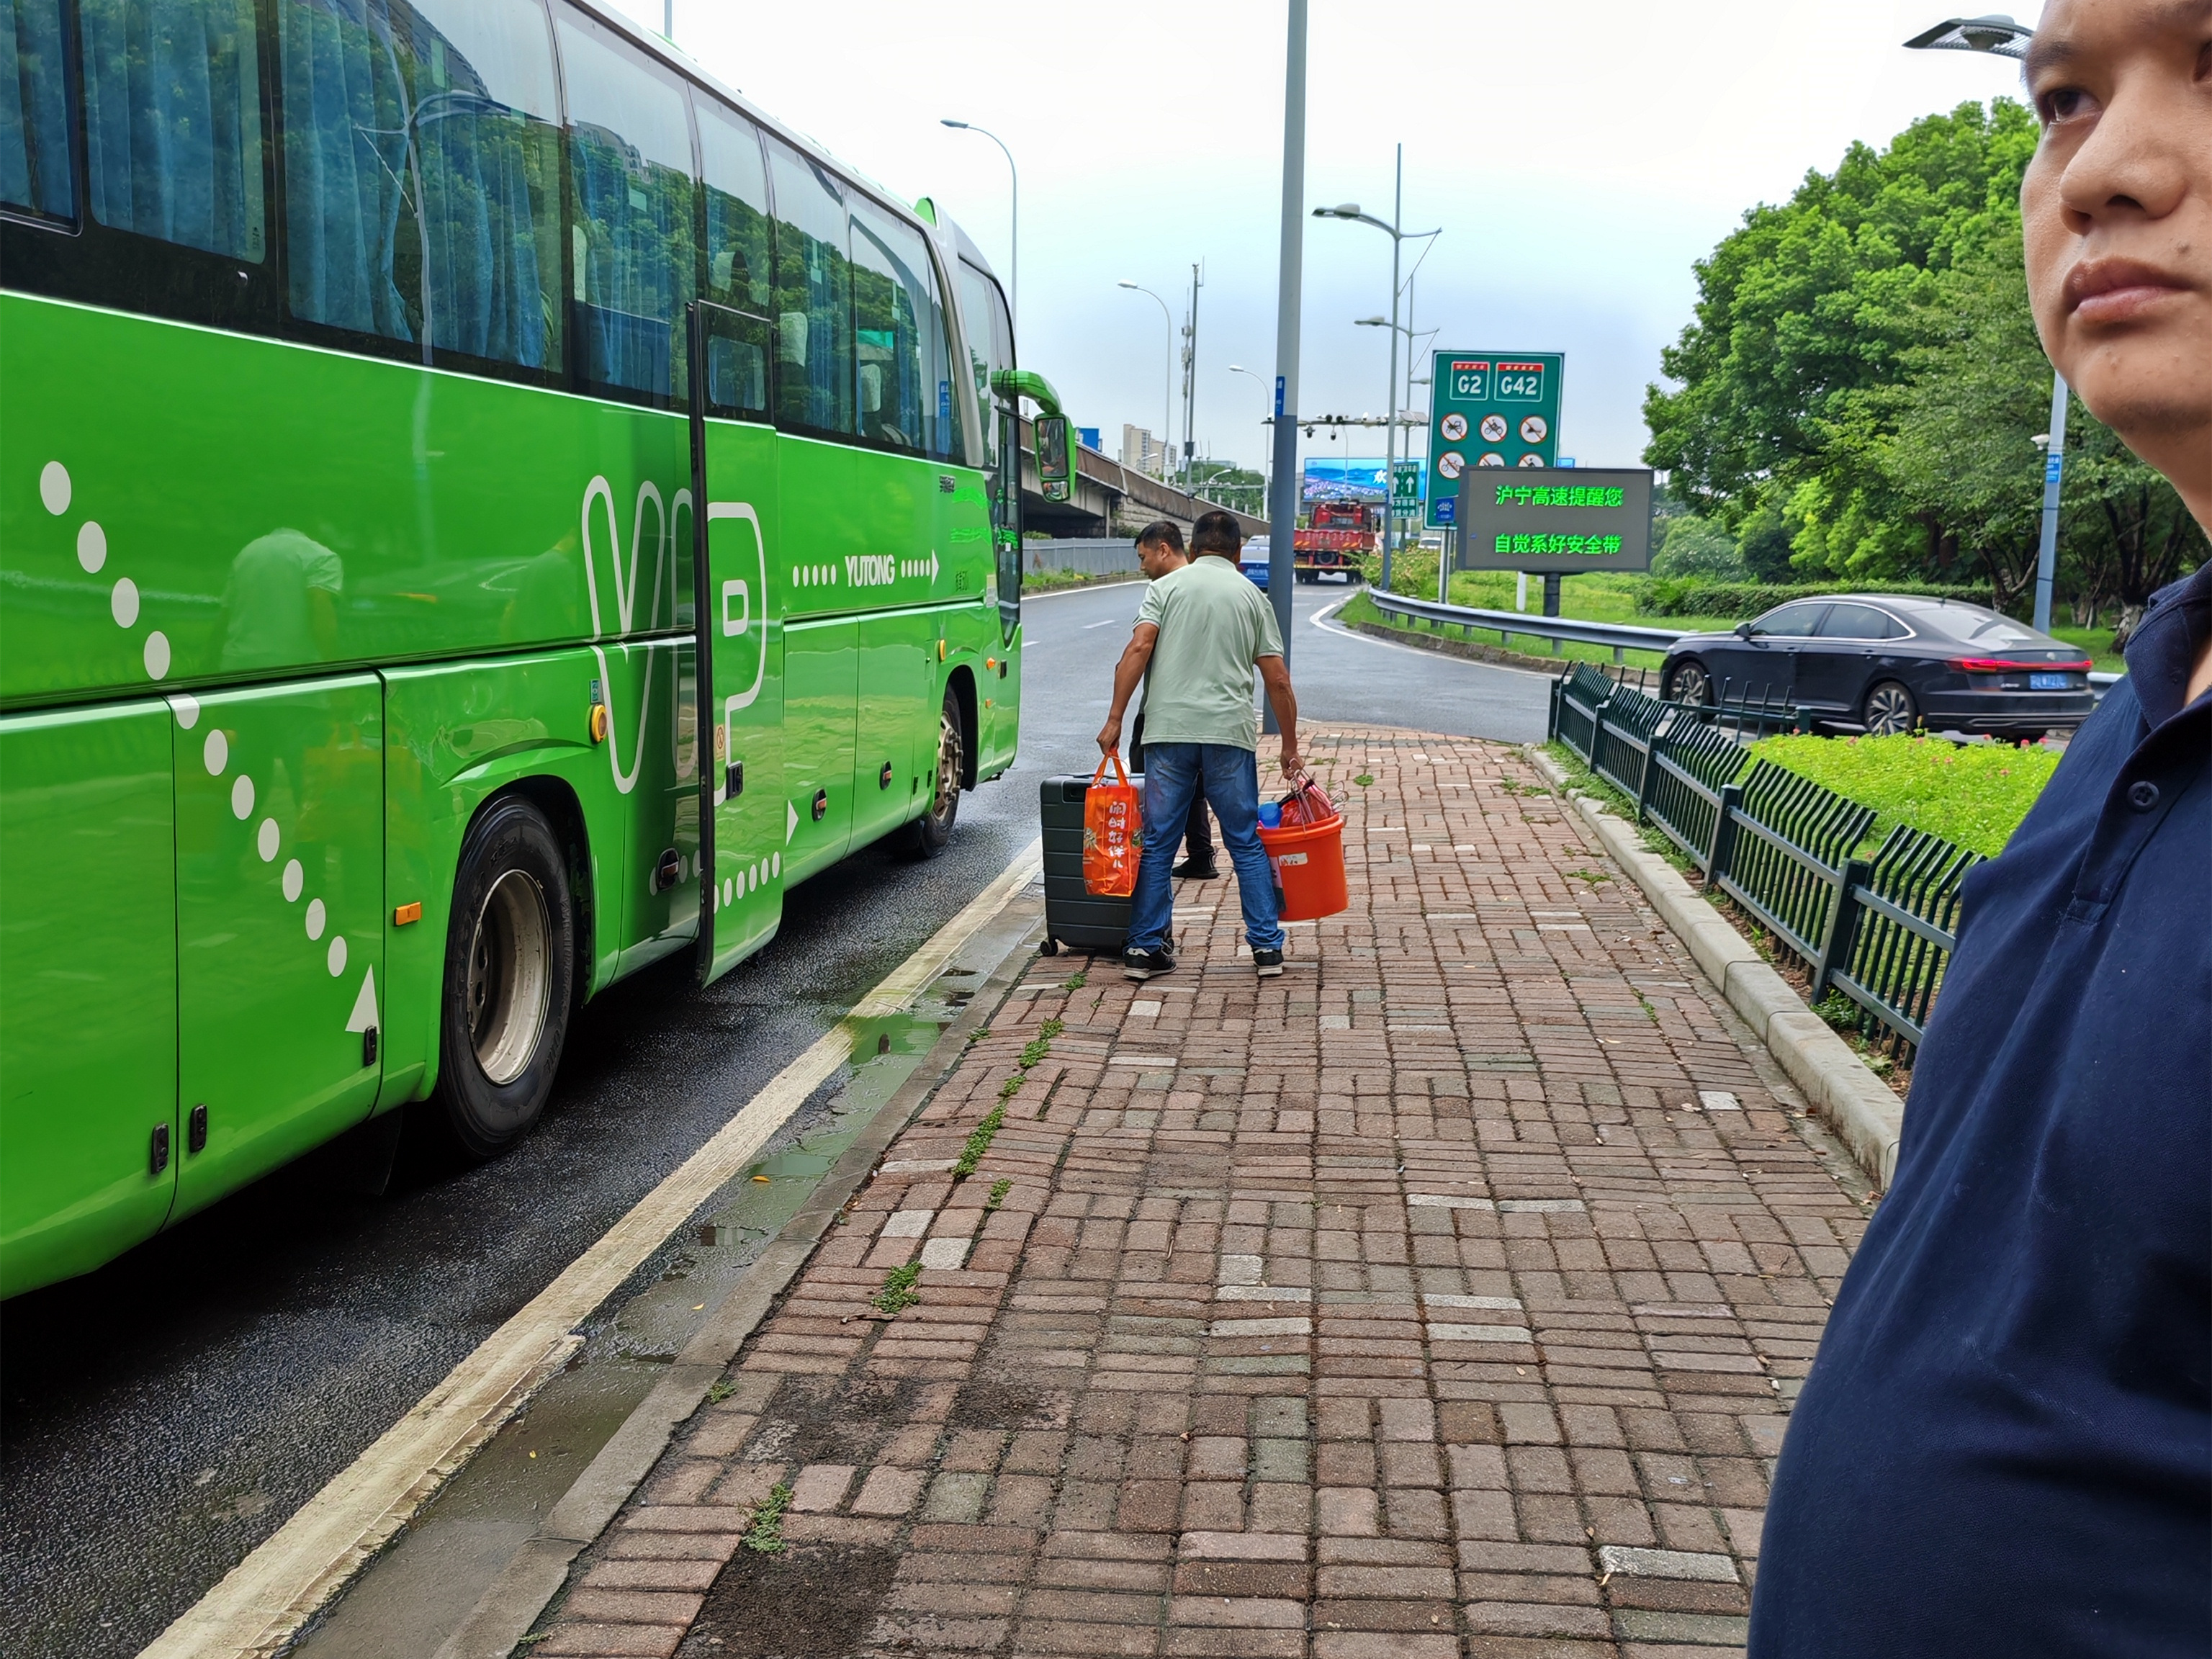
[1548,668,1980,1063]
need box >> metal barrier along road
[1548,664,1981,1062]
[1368,590,1683,660]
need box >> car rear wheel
[1862,680,1919,736]
[912,685,963,858]
[1663,660,1713,706]
[435,796,575,1159]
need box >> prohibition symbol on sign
[1479,413,1508,443]
[1519,414,1549,444]
[1437,450,1466,480]
[1517,453,1547,467]
[1477,452,1506,467]
[1439,412,1467,441]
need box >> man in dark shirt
[1753,2,2212,1652]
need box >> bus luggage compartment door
[690,301,786,986]
[172,676,385,1218]
[0,702,180,1298]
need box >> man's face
[1138,539,1177,579]
[2022,0,2212,505]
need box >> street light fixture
[1118,280,1174,480]
[1903,14,2064,634]
[1902,13,2033,57]
[941,120,1017,331]
[1313,149,1440,590]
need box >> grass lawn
[1339,586,1741,674]
[1746,732,2057,858]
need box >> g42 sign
[1427,350,1565,527]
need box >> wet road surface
[0,573,1545,1656]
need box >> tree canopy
[1644,99,2203,637]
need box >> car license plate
[2028,672,2072,690]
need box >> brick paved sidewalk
[529,729,1871,1659]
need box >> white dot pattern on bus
[305,899,326,941]
[230,775,255,819]
[258,819,280,861]
[328,935,347,976]
[45,459,169,682]
[203,729,228,774]
[172,693,200,731]
[283,859,304,902]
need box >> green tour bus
[0,0,1048,1300]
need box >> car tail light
[1948,657,2092,673]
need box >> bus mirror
[1037,415,1074,503]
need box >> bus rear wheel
[435,795,575,1159]
[913,686,964,858]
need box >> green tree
[1651,514,1746,580]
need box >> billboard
[1302,457,1390,501]
[1453,467,1655,573]
[1426,350,1565,526]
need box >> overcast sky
[608,0,2036,480]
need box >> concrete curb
[1525,747,1902,1189]
[1344,615,1617,678]
[430,900,1047,1659]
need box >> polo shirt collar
[2122,560,2212,732]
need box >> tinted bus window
[765,139,852,439]
[956,259,1010,469]
[695,98,769,416]
[278,0,562,373]
[555,12,695,405]
[849,194,952,457]
[80,0,264,261]
[0,1,73,223]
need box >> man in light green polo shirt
[1097,510,1302,979]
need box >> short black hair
[1190,510,1242,557]
[1135,520,1184,554]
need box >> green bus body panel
[699,419,786,981]
[173,677,385,1218]
[0,292,1007,1294]
[0,702,179,1298]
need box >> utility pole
[1181,263,1202,490]
[1382,145,1403,593]
[1265,0,1306,704]
[2033,374,2069,635]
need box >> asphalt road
[0,571,1546,1658]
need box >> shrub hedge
[1635,578,1997,619]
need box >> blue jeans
[1127,743,1284,955]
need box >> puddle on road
[291,991,978,1659]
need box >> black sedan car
[1659,595,2097,741]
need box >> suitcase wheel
[1038,938,1060,956]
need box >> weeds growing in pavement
[873,1261,921,1315]
[1353,773,1376,788]
[985,1177,1012,1211]
[743,1483,793,1553]
[706,1377,737,1404]
[1566,868,1611,885]
[1039,1017,1066,1040]
[956,1103,1007,1174]
[966,1027,989,1046]
[1064,971,1087,989]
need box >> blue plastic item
[1259,801,1282,827]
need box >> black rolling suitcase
[1038,772,1136,957]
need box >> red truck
[1294,499,1378,583]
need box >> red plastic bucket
[1258,812,1349,922]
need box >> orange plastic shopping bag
[1083,752,1143,896]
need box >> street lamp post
[1314,150,1439,593]
[1228,364,1270,503]
[1267,0,1308,698]
[1903,14,2065,633]
[941,120,1017,333]
[1118,280,1174,480]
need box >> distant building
[1121,424,1166,478]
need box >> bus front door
[689,302,786,984]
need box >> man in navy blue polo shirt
[1752,2,2212,1653]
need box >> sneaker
[1251,948,1285,977]
[1122,947,1177,981]
[1172,858,1220,879]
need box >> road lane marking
[1308,593,1555,679]
[138,837,1044,1659]
[1082,616,1125,629]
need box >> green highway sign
[1426,349,1565,528]
[1454,466,1654,572]
[1391,460,1423,505]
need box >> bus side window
[276,0,563,377]
[957,261,1020,624]
[80,0,264,261]
[0,0,73,225]
[694,97,770,418]
[554,9,696,408]
[848,194,935,457]
[764,139,853,441]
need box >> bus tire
[434,794,575,1159]
[913,685,964,858]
